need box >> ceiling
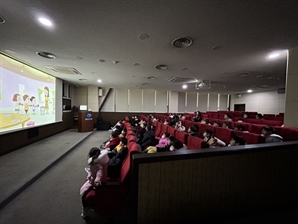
[0,0,297,94]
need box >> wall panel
[142,90,155,112]
[116,89,128,112]
[129,89,142,112]
[156,90,168,113]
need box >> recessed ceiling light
[76,56,83,60]
[38,18,53,27]
[113,61,120,64]
[182,84,188,89]
[133,63,140,66]
[268,53,280,59]
[97,79,102,83]
[98,59,105,62]
[247,89,253,93]
[256,75,263,78]
[131,75,135,77]
[36,51,56,59]
[147,76,156,80]
[79,79,87,81]
[268,76,275,79]
[138,34,149,40]
[237,73,248,77]
[154,64,168,70]
[181,68,188,70]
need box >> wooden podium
[78,111,94,132]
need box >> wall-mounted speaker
[98,88,103,96]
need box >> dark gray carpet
[0,130,130,224]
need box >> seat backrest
[175,130,188,145]
[274,126,298,141]
[234,122,251,132]
[160,124,169,137]
[187,135,209,150]
[199,124,214,138]
[168,126,176,138]
[235,131,264,144]
[250,124,265,134]
[263,120,283,127]
[120,142,139,183]
[184,120,193,131]
[154,122,162,137]
[214,127,235,145]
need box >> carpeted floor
[0,129,129,224]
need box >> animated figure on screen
[23,94,30,114]
[30,96,39,114]
[12,93,22,114]
[44,86,50,114]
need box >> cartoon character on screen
[44,86,50,114]
[23,94,30,114]
[30,96,39,114]
[52,97,55,114]
[12,93,22,113]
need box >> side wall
[230,91,285,114]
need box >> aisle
[0,130,125,224]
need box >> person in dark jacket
[107,138,128,178]
[192,111,202,122]
[140,125,155,150]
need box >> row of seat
[84,119,139,218]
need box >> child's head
[229,136,246,146]
[120,138,128,147]
[162,132,170,138]
[88,147,101,158]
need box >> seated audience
[136,123,146,143]
[100,131,120,150]
[261,126,283,143]
[243,113,248,119]
[224,114,233,121]
[170,113,180,126]
[109,120,124,132]
[143,132,170,153]
[175,121,186,132]
[213,120,221,127]
[107,138,128,178]
[201,118,211,125]
[203,129,226,147]
[187,125,200,137]
[163,119,169,125]
[192,111,202,122]
[169,139,187,151]
[228,136,246,146]
[237,118,244,122]
[140,125,155,150]
[256,113,264,119]
[234,124,245,132]
[222,121,232,129]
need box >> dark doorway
[234,104,245,111]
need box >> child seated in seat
[203,129,226,148]
[143,132,170,153]
[80,147,109,218]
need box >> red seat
[250,124,265,134]
[84,142,139,218]
[187,135,209,150]
[235,131,264,144]
[199,124,214,138]
[175,130,188,145]
[168,126,176,137]
[233,122,251,132]
[263,120,283,127]
[214,127,235,145]
[159,124,169,137]
[184,120,193,131]
[154,122,162,137]
[274,126,298,141]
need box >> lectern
[78,111,94,132]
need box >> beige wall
[231,91,285,114]
[284,46,298,128]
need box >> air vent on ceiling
[171,37,193,48]
[195,80,211,89]
[167,77,197,83]
[46,66,82,75]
